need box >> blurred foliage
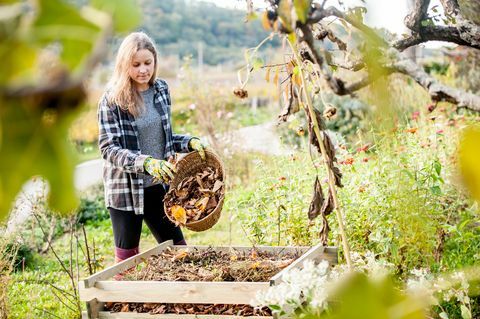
[448,48,480,94]
[424,61,450,76]
[459,125,480,202]
[0,0,140,221]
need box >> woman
[98,32,205,263]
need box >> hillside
[137,0,278,65]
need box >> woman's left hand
[189,138,207,160]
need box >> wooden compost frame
[80,240,338,319]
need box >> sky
[196,0,444,37]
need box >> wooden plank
[86,299,103,319]
[323,246,338,265]
[96,312,272,319]
[83,240,173,288]
[269,243,325,285]
[80,281,270,304]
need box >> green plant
[76,186,109,226]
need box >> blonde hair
[107,32,158,117]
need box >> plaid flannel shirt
[98,78,192,214]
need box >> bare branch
[397,0,480,50]
[393,25,479,51]
[267,0,480,111]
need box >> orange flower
[405,127,418,134]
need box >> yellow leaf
[171,205,187,225]
[294,0,312,24]
[261,11,272,30]
[265,67,271,83]
[292,72,302,86]
[459,125,480,201]
[273,67,279,86]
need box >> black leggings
[108,184,184,249]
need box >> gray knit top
[135,85,166,187]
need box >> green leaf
[459,125,480,201]
[294,0,311,24]
[91,0,142,33]
[288,31,297,44]
[430,185,442,196]
[325,273,425,319]
[252,57,264,70]
[460,305,472,319]
[33,0,101,70]
[433,160,441,176]
[278,0,293,33]
[293,65,300,75]
[0,39,37,85]
[0,98,83,221]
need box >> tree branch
[396,0,480,51]
[404,0,431,31]
[308,5,386,46]
[393,58,480,111]
[266,0,480,111]
[393,25,479,51]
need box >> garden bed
[79,240,337,319]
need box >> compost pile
[106,246,302,316]
[104,303,271,316]
[164,167,224,225]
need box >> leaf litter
[164,167,224,226]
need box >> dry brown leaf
[212,180,224,193]
[308,176,324,220]
[195,197,210,211]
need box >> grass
[6,190,251,318]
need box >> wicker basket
[164,150,225,232]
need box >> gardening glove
[189,138,207,160]
[144,157,177,183]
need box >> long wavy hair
[107,32,158,117]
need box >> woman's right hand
[144,157,176,183]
